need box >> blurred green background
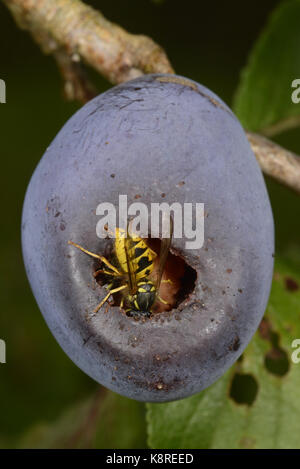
[0,0,299,448]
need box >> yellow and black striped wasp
[68,216,173,318]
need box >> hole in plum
[94,237,197,316]
[229,373,258,406]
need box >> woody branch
[3,0,300,194]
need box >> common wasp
[68,216,173,318]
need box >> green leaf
[234,0,300,135]
[147,253,300,449]
[18,388,147,449]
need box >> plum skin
[21,74,274,402]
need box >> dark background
[0,0,299,446]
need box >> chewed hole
[229,373,258,406]
[94,237,197,315]
[264,347,289,376]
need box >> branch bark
[246,132,300,194]
[3,0,174,88]
[3,0,300,194]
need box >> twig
[260,116,300,138]
[3,0,174,89]
[247,132,300,194]
[3,0,300,194]
[54,49,97,102]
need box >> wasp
[68,217,173,318]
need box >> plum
[21,74,274,402]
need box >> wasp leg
[120,297,124,309]
[68,240,121,275]
[93,284,127,313]
[93,269,119,278]
[157,295,169,305]
[156,280,172,306]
